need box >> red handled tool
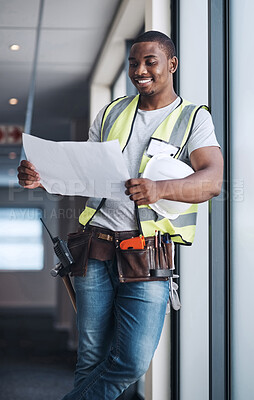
[120,235,146,250]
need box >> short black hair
[132,30,176,59]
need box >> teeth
[137,79,152,84]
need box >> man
[18,31,223,399]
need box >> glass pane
[230,1,254,398]
[0,208,43,271]
[179,0,209,399]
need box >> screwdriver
[163,233,174,302]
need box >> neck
[138,91,178,111]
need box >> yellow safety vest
[79,95,208,245]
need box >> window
[0,208,43,271]
[111,67,127,100]
[231,1,254,398]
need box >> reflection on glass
[0,208,43,271]
[231,1,254,398]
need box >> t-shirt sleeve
[87,105,107,143]
[187,108,220,157]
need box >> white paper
[147,139,179,157]
[22,133,130,200]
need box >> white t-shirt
[87,97,220,231]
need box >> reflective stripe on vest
[79,95,207,245]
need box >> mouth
[134,78,153,87]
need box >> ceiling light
[8,152,17,160]
[9,44,20,51]
[9,98,18,105]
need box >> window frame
[208,0,231,399]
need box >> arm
[125,146,223,206]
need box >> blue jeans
[62,258,169,400]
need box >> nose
[134,62,148,76]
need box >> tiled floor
[0,311,76,400]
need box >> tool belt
[67,226,174,282]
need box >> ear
[169,56,178,73]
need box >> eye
[146,60,156,66]
[129,62,138,68]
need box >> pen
[158,231,161,268]
[162,233,167,259]
[158,231,161,247]
[163,233,170,244]
[154,230,158,268]
[154,230,158,248]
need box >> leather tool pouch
[116,237,173,283]
[67,229,92,277]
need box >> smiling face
[128,41,178,108]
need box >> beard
[138,89,155,97]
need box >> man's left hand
[125,178,159,205]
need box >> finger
[135,198,150,206]
[23,183,41,189]
[125,178,141,188]
[129,192,146,202]
[126,183,143,195]
[18,169,40,177]
[19,181,41,189]
[125,179,131,188]
[17,167,39,178]
[20,160,36,170]
[125,188,141,197]
[125,186,132,195]
[19,178,39,187]
[18,172,40,182]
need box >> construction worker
[17,31,223,400]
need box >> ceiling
[0,0,121,186]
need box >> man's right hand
[17,160,44,189]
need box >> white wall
[179,1,209,400]
[145,0,171,36]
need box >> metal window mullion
[170,1,180,400]
[208,1,231,400]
